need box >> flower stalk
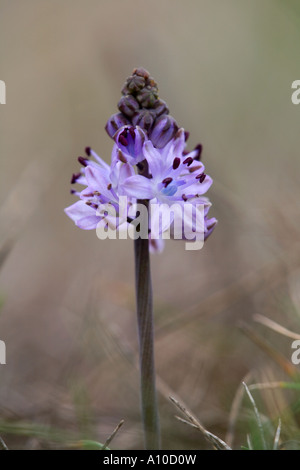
[134,200,160,450]
[65,67,217,451]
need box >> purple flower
[121,128,217,242]
[65,146,135,231]
[122,129,212,201]
[65,125,217,249]
[111,126,147,166]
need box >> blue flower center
[161,184,178,197]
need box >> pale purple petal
[143,140,163,177]
[183,175,213,195]
[171,128,186,159]
[85,166,112,198]
[204,217,218,240]
[122,175,153,199]
[118,162,136,184]
[77,215,101,230]
[64,200,96,224]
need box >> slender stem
[134,230,160,450]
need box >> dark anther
[118,150,128,164]
[85,146,91,156]
[194,144,203,161]
[119,135,128,146]
[71,172,81,184]
[78,156,88,167]
[129,127,135,139]
[184,131,190,142]
[173,157,180,170]
[196,173,206,183]
[162,177,173,187]
[189,164,202,173]
[183,157,193,166]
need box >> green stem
[134,233,160,450]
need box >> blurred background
[0,0,300,450]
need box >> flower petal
[85,166,112,198]
[143,140,163,177]
[77,215,101,230]
[122,175,153,199]
[64,200,96,224]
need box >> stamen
[162,177,173,187]
[78,156,88,167]
[119,135,128,146]
[85,201,92,206]
[194,144,202,161]
[196,173,206,183]
[85,146,91,156]
[183,157,193,166]
[184,131,190,141]
[129,126,135,139]
[189,164,203,173]
[173,157,180,170]
[107,183,112,190]
[93,191,101,196]
[182,194,188,201]
[118,149,128,163]
[71,172,81,184]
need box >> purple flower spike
[66,68,217,454]
[67,68,217,251]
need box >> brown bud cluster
[106,67,179,148]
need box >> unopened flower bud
[122,75,146,95]
[152,99,169,117]
[146,76,158,88]
[105,113,130,138]
[118,95,140,117]
[133,67,150,79]
[132,109,156,131]
[150,114,178,148]
[136,86,159,108]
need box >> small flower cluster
[65,68,217,251]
